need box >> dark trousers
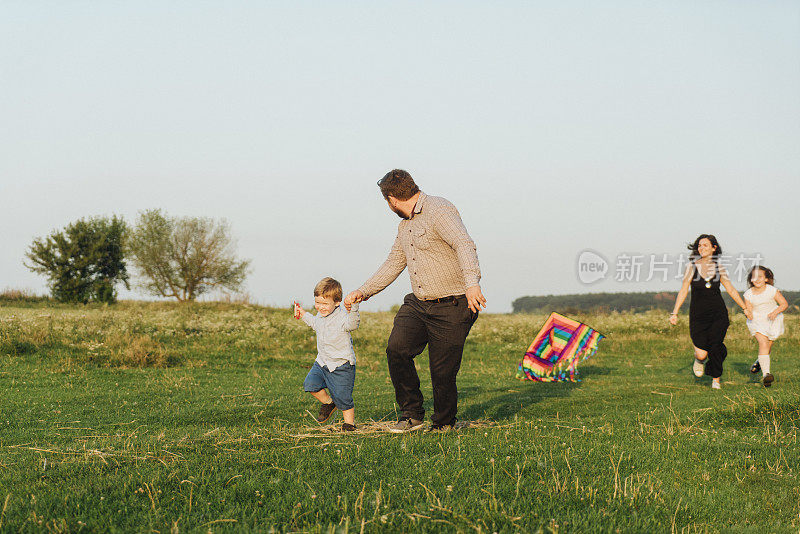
[690,314,729,379]
[386,293,478,426]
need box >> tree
[128,209,250,302]
[25,216,129,303]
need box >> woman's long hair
[687,234,722,261]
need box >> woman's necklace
[698,261,714,288]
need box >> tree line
[25,210,250,304]
[512,291,800,314]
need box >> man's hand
[466,285,487,313]
[344,290,365,311]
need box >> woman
[669,234,751,389]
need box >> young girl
[670,234,751,389]
[745,266,789,387]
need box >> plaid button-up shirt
[359,192,481,300]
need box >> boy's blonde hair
[314,277,343,302]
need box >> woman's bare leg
[693,346,708,361]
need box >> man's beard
[390,204,409,219]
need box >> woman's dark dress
[689,262,729,378]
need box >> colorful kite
[516,312,604,382]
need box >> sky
[1,2,799,312]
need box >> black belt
[423,294,464,303]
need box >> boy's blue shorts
[303,361,355,410]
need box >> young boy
[294,277,360,431]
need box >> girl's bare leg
[754,333,772,355]
[754,333,773,377]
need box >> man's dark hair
[377,169,419,201]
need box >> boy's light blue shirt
[301,303,359,370]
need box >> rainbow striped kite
[516,312,604,382]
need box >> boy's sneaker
[693,358,705,378]
[316,402,337,423]
[342,423,356,432]
[388,417,424,434]
[711,381,721,390]
[750,361,761,374]
[763,373,774,388]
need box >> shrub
[25,216,129,303]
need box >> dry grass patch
[288,418,502,438]
[106,332,168,367]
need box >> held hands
[293,301,305,319]
[466,285,487,313]
[343,290,365,312]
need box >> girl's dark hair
[687,234,722,260]
[747,265,775,288]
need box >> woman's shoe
[693,359,705,378]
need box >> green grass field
[1,302,798,532]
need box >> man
[344,169,487,432]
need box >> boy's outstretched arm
[301,311,317,330]
[343,302,360,332]
[294,302,317,330]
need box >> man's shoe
[316,402,337,423]
[388,417,424,434]
[750,361,761,374]
[426,422,456,433]
[693,358,705,378]
[763,373,774,388]
[342,423,356,432]
[711,381,721,390]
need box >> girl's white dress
[744,285,784,340]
